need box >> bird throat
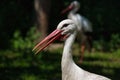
[61,31,76,70]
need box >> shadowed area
[0,48,120,80]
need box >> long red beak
[32,29,62,54]
[61,5,73,14]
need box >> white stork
[33,19,111,80]
[62,1,93,63]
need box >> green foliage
[11,27,40,53]
[21,74,39,80]
[0,49,120,79]
[93,34,120,52]
[93,37,110,52]
[109,34,120,51]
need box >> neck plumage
[69,7,78,14]
[61,31,77,70]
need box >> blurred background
[0,0,120,80]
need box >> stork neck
[69,11,76,15]
[62,31,77,68]
[63,31,76,54]
[69,6,78,14]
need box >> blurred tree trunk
[34,0,51,40]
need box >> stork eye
[62,24,69,28]
[60,24,70,30]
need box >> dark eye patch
[60,24,69,29]
[63,24,69,27]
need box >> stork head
[61,1,80,14]
[32,19,77,54]
[57,19,77,35]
